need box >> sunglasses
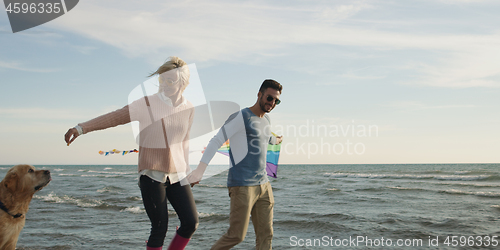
[266,95,281,105]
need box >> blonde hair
[150,56,190,93]
[148,56,187,77]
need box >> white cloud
[52,1,499,54]
[49,1,373,60]
[438,0,497,3]
[46,0,500,88]
[316,3,374,24]
[413,49,500,88]
[0,60,59,73]
[384,101,478,110]
[0,106,121,121]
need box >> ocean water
[1,164,500,249]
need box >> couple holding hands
[64,57,283,250]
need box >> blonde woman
[64,57,198,250]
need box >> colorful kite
[216,140,230,157]
[266,143,281,178]
[99,149,139,156]
[215,134,281,178]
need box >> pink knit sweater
[79,94,194,174]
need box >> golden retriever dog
[0,164,51,250]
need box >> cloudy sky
[0,0,499,165]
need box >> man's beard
[259,96,272,113]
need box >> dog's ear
[4,172,18,193]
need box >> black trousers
[139,175,199,247]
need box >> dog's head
[2,165,51,195]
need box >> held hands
[187,162,208,187]
[64,128,79,146]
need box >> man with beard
[188,79,283,250]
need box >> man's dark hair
[259,79,282,94]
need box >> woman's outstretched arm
[65,105,131,146]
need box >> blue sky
[0,0,499,165]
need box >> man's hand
[187,162,208,187]
[276,135,283,144]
